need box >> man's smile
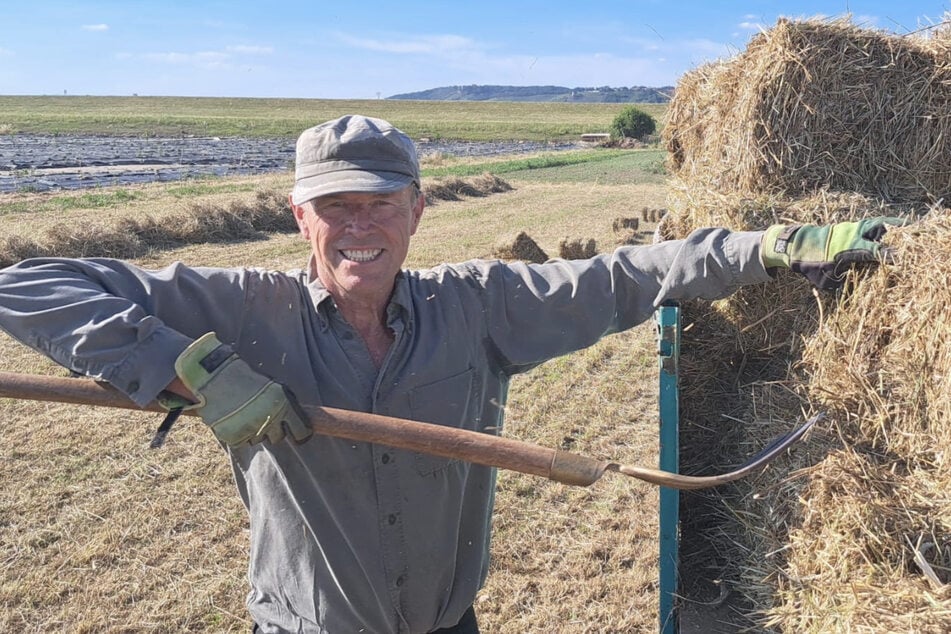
[341,249,383,262]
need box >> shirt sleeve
[470,228,772,374]
[0,257,250,406]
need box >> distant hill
[387,84,674,103]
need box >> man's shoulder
[405,259,502,285]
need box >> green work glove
[174,332,312,447]
[761,217,906,291]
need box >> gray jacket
[0,228,771,633]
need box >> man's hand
[174,332,312,447]
[761,217,906,290]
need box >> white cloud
[227,45,274,55]
[0,47,13,57]
[737,21,764,31]
[334,32,478,55]
[142,51,233,70]
[82,24,109,32]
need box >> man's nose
[345,207,376,230]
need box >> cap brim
[292,170,416,205]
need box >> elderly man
[0,115,900,633]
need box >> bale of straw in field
[662,16,951,630]
[612,217,641,245]
[493,231,548,264]
[663,186,949,631]
[470,173,513,194]
[773,214,951,629]
[664,18,951,203]
[424,174,513,205]
[557,237,597,260]
[0,188,297,268]
[612,217,639,233]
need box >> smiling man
[0,115,903,633]
[288,118,426,368]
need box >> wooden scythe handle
[0,370,816,489]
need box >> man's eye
[318,202,345,213]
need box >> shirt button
[381,454,390,464]
[128,380,140,392]
[388,514,397,525]
[396,575,405,587]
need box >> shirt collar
[300,255,413,325]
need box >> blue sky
[1,1,948,98]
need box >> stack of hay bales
[661,17,951,632]
[666,18,951,204]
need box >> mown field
[0,103,677,633]
[0,95,666,140]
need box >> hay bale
[662,16,951,630]
[0,188,297,268]
[470,173,513,194]
[664,166,947,632]
[424,174,513,205]
[612,217,639,233]
[493,231,548,263]
[664,18,951,203]
[774,213,951,631]
[45,223,143,259]
[0,235,49,268]
[557,238,597,260]
[613,217,641,246]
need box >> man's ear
[289,195,310,238]
[410,191,425,235]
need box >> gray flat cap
[291,114,420,205]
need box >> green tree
[610,106,656,140]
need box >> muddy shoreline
[0,135,585,193]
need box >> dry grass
[0,170,668,632]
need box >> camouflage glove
[761,217,905,291]
[174,333,312,447]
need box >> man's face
[291,186,424,306]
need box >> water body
[0,135,585,194]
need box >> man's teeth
[341,249,382,262]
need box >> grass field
[0,136,673,632]
[0,95,666,140]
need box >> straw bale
[664,18,951,203]
[557,237,597,260]
[613,217,641,246]
[659,177,948,630]
[0,188,297,268]
[424,174,513,205]
[612,217,639,233]
[470,173,513,194]
[493,231,548,264]
[663,15,951,631]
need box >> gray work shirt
[0,228,771,633]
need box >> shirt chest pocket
[408,368,475,476]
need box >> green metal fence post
[657,303,680,634]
